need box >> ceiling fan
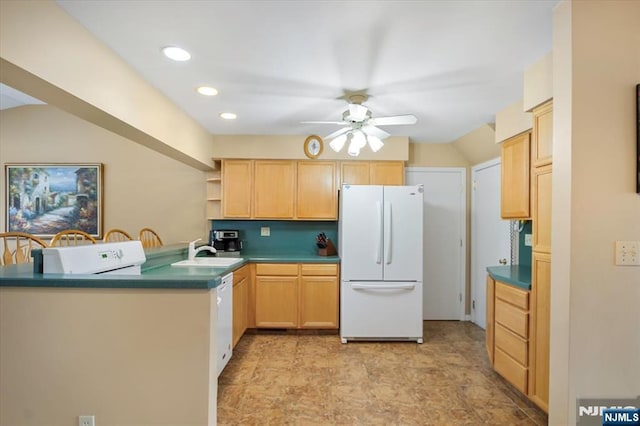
[302,94,417,156]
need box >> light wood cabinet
[370,161,405,185]
[232,265,249,347]
[532,164,552,254]
[300,264,339,329]
[529,252,551,412]
[339,161,404,186]
[491,280,530,394]
[340,162,370,185]
[254,263,339,329]
[222,160,253,218]
[501,132,531,219]
[255,263,299,328]
[296,161,337,219]
[532,101,553,168]
[486,276,495,364]
[253,160,296,219]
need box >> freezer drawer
[340,280,423,343]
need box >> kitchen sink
[171,257,244,268]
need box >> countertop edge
[486,265,532,291]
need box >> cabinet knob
[499,258,508,265]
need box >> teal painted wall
[518,220,532,266]
[211,220,338,253]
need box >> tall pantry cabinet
[528,100,552,412]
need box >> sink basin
[171,257,244,268]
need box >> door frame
[406,166,467,321]
[470,157,501,326]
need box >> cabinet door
[232,275,247,347]
[255,276,298,328]
[486,275,495,365]
[532,101,553,168]
[222,160,253,218]
[370,161,404,185]
[532,165,552,254]
[529,252,551,412]
[296,161,337,219]
[340,161,370,185]
[501,132,531,219]
[253,160,295,218]
[300,275,339,329]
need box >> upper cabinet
[501,132,531,219]
[340,161,404,186]
[222,160,253,218]
[296,161,337,220]
[253,160,296,219]
[214,159,404,220]
[532,101,553,168]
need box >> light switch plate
[524,234,532,246]
[260,227,270,237]
[615,241,640,266]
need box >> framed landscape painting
[5,163,103,238]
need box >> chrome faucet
[188,238,217,261]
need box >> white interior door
[471,159,511,329]
[406,168,466,320]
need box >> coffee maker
[210,230,241,253]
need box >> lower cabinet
[486,276,495,364]
[489,279,530,394]
[255,263,339,329]
[529,252,551,412]
[232,265,249,347]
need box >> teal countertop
[486,265,531,290]
[0,245,340,290]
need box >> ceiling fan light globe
[347,140,361,157]
[329,134,348,152]
[367,135,384,152]
[352,130,367,149]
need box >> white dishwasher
[216,272,233,376]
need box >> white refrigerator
[339,184,424,343]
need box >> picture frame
[5,163,103,238]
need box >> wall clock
[303,135,323,159]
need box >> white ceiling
[30,1,556,143]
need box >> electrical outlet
[524,234,532,246]
[260,227,270,237]
[615,241,640,266]
[79,415,95,426]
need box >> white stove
[42,241,146,275]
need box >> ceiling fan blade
[300,121,346,125]
[362,125,390,140]
[348,104,369,122]
[368,114,417,126]
[324,127,351,140]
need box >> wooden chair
[138,228,163,248]
[103,228,133,242]
[50,229,97,246]
[0,232,48,266]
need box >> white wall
[550,1,640,424]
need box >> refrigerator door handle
[385,203,392,264]
[351,283,415,290]
[376,200,383,264]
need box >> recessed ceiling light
[220,112,237,120]
[197,86,218,96]
[162,46,191,61]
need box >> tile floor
[217,321,548,425]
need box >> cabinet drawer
[300,264,338,276]
[233,264,250,284]
[494,348,528,394]
[496,282,529,310]
[495,323,528,366]
[495,300,529,339]
[255,263,298,276]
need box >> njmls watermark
[577,396,640,426]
